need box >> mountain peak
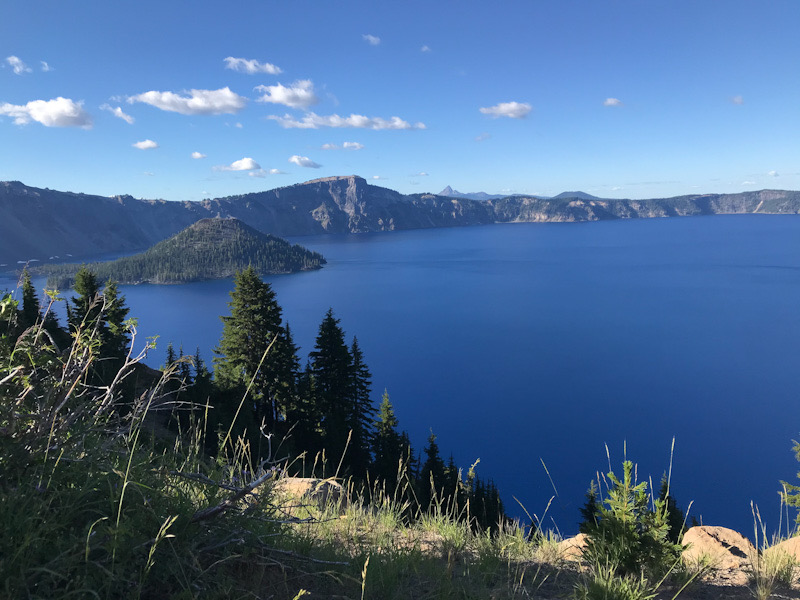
[553,191,602,200]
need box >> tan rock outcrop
[274,477,347,510]
[764,535,800,561]
[682,526,756,586]
[557,532,588,562]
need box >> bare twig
[190,468,276,523]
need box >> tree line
[6,265,505,531]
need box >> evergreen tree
[100,280,130,366]
[64,269,131,385]
[471,478,504,532]
[658,473,686,544]
[308,309,353,467]
[165,342,177,369]
[213,266,296,437]
[177,345,193,386]
[579,480,601,534]
[347,336,376,477]
[419,430,446,509]
[191,347,212,404]
[66,267,102,335]
[372,390,405,489]
[289,361,324,465]
[19,269,40,330]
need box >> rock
[557,533,588,562]
[764,536,800,562]
[274,477,347,511]
[682,526,756,586]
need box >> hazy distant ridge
[2,177,799,266]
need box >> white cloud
[415,171,429,176]
[6,55,31,74]
[269,168,286,175]
[372,175,386,180]
[603,97,623,107]
[249,169,267,178]
[420,45,431,52]
[254,80,318,109]
[269,112,425,130]
[475,132,491,142]
[143,171,155,176]
[289,155,322,168]
[322,141,364,150]
[479,101,532,119]
[223,56,282,75]
[741,180,756,185]
[191,151,206,159]
[214,157,261,171]
[235,122,243,128]
[732,95,744,105]
[40,61,52,72]
[100,103,135,124]
[128,87,246,115]
[0,97,92,128]
[363,34,381,46]
[768,170,779,177]
[133,139,158,150]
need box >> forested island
[37,217,325,288]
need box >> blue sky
[1,0,798,201]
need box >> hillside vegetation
[38,217,325,287]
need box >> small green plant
[573,560,657,600]
[747,502,799,600]
[582,460,683,580]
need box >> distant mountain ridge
[438,186,510,201]
[38,217,325,287]
[2,176,800,267]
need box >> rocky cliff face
[2,177,799,266]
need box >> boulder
[274,477,347,511]
[557,532,588,562]
[764,535,800,562]
[682,526,755,586]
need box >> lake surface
[5,215,800,534]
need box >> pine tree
[191,347,212,404]
[100,280,130,365]
[347,336,376,477]
[67,267,102,335]
[213,266,296,437]
[289,361,324,465]
[419,430,446,510]
[372,390,404,489]
[19,269,40,330]
[309,308,353,466]
[658,473,686,544]
[579,480,601,534]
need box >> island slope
[39,217,325,287]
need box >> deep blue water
[5,215,800,535]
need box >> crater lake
[5,214,800,535]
